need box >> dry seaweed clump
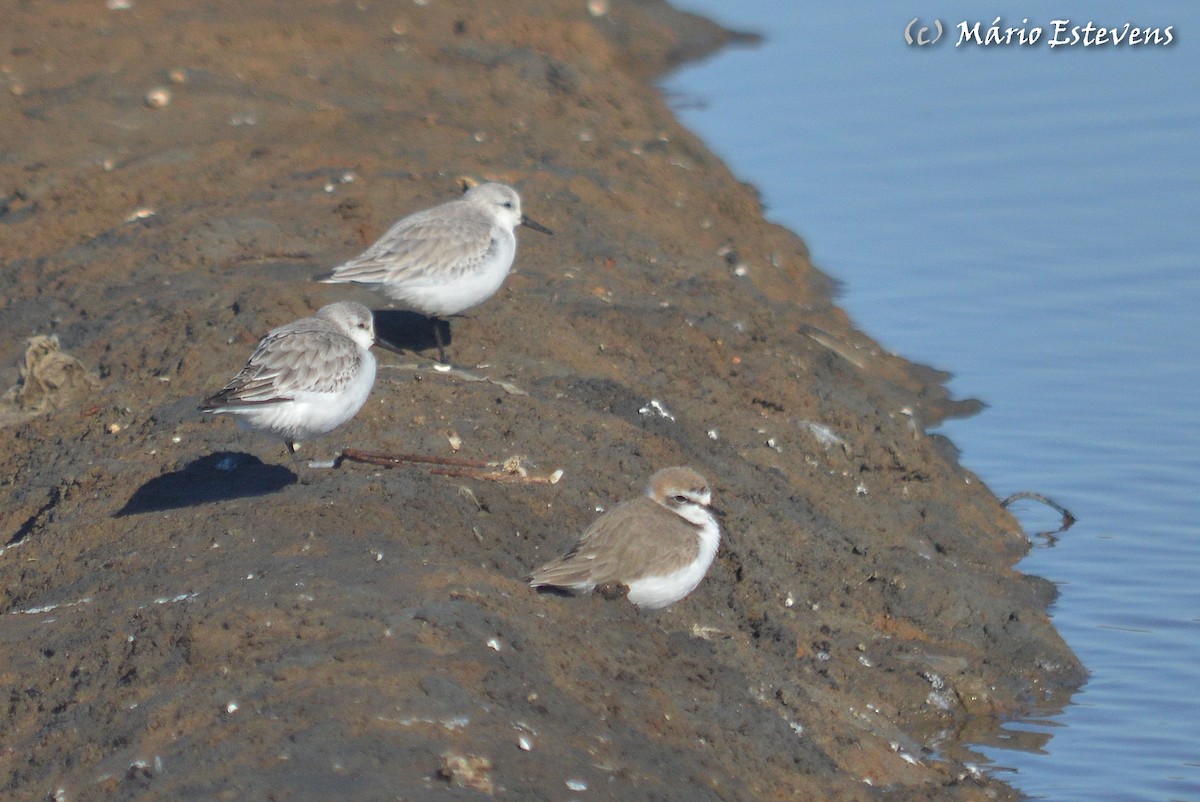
[437,751,496,794]
[0,335,100,427]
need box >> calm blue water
[665,2,1200,799]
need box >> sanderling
[200,301,377,465]
[529,467,722,610]
[319,182,551,362]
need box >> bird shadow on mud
[115,452,296,516]
[373,309,450,357]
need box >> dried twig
[429,466,560,484]
[1000,491,1076,536]
[339,448,561,485]
[340,448,489,469]
[801,325,867,370]
[378,359,526,395]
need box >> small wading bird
[320,182,552,363]
[529,467,722,610]
[200,301,377,468]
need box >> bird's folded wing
[325,207,495,285]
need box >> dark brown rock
[0,1,1081,799]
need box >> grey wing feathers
[201,322,361,409]
[325,204,495,284]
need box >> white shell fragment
[637,399,675,420]
[144,87,171,108]
[798,420,849,452]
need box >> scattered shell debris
[152,592,197,605]
[105,0,132,9]
[566,778,588,791]
[486,637,502,652]
[921,671,956,710]
[514,722,536,752]
[586,0,608,17]
[9,597,94,616]
[381,715,470,731]
[637,399,674,421]
[226,701,239,714]
[323,171,357,193]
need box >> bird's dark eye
[502,201,514,209]
[671,494,688,504]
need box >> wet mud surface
[0,1,1083,799]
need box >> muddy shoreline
[1,1,1081,799]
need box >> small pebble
[125,207,156,222]
[145,87,171,109]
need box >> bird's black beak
[521,215,553,235]
[374,338,408,357]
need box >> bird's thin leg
[432,318,449,364]
[286,441,310,480]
